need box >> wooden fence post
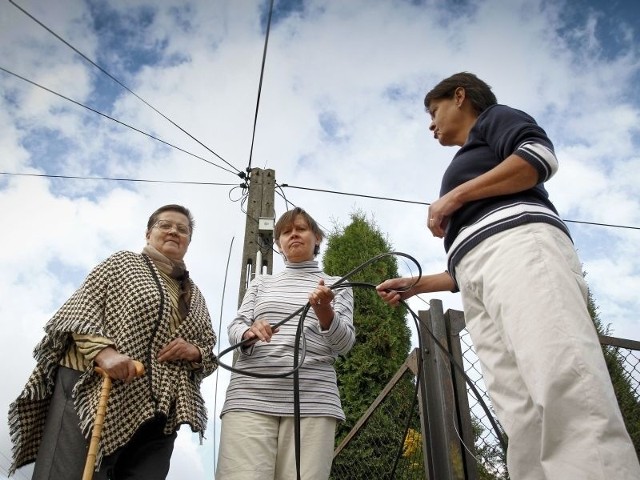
[418,299,467,479]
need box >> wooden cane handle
[132,360,145,377]
[95,359,145,379]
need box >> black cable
[5,166,636,233]
[246,0,275,172]
[275,183,293,210]
[403,301,508,451]
[0,171,239,186]
[0,66,238,175]
[279,183,640,231]
[216,305,310,377]
[333,279,509,453]
[563,219,640,230]
[7,0,244,178]
[280,183,430,206]
[228,184,249,204]
[5,2,639,233]
[216,251,506,477]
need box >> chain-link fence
[330,354,425,480]
[332,308,640,480]
[459,330,640,479]
[459,329,508,479]
[599,335,640,454]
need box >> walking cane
[82,360,145,480]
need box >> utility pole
[237,167,276,307]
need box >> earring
[313,244,320,255]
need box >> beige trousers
[216,411,336,480]
[456,222,640,480]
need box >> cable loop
[216,250,507,471]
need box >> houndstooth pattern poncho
[8,251,217,474]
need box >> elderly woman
[217,207,355,480]
[377,72,640,479]
[9,204,217,480]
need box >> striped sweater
[222,260,355,421]
[442,104,571,279]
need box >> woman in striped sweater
[217,208,355,480]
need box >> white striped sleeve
[516,141,558,181]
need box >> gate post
[417,300,466,479]
[445,309,478,480]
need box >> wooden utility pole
[237,167,276,307]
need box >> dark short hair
[146,204,195,237]
[274,207,324,247]
[424,72,497,115]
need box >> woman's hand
[157,338,201,363]
[94,346,139,383]
[376,277,415,306]
[428,154,540,237]
[428,189,463,238]
[309,279,335,330]
[377,272,455,305]
[242,319,279,344]
[308,279,334,307]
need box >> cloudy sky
[1,0,639,478]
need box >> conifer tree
[323,212,414,477]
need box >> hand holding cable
[242,319,280,345]
[217,252,422,378]
[308,279,335,330]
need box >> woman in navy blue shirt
[377,72,639,480]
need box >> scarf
[142,244,191,318]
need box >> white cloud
[1,0,639,477]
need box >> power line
[7,0,244,178]
[278,183,640,231]
[281,183,429,205]
[6,1,639,235]
[0,66,239,177]
[0,171,240,187]
[562,219,640,231]
[246,0,274,172]
[2,172,638,231]
[3,171,638,231]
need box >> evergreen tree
[323,212,414,478]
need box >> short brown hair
[146,204,195,237]
[424,72,497,116]
[274,207,324,247]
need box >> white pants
[216,412,336,480]
[455,223,640,480]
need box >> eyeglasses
[153,220,191,236]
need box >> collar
[284,260,321,272]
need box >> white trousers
[216,412,336,480]
[455,223,640,480]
